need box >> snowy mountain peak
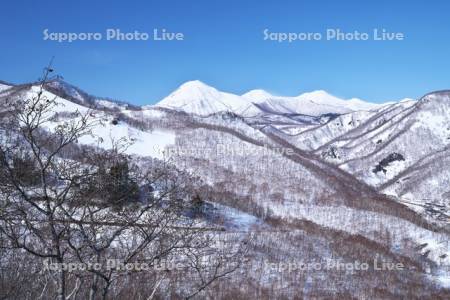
[297,90,384,112]
[168,80,221,101]
[242,89,275,102]
[299,89,332,98]
[297,90,342,103]
[156,80,251,116]
[178,80,216,91]
[155,82,399,116]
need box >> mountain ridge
[155,80,403,116]
[1,78,448,294]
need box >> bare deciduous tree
[0,66,246,299]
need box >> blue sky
[0,0,449,104]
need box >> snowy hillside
[243,89,385,115]
[1,79,449,298]
[0,82,12,93]
[155,80,389,117]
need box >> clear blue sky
[1,0,449,104]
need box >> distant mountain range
[154,80,409,116]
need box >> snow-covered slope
[45,78,141,111]
[0,82,12,93]
[155,81,387,117]
[243,89,386,115]
[268,90,449,216]
[46,79,88,104]
[2,79,449,295]
[8,86,176,160]
[155,80,254,116]
[240,89,274,103]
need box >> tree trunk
[101,281,110,300]
[89,274,99,300]
[56,268,66,300]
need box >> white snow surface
[5,81,449,291]
[156,80,253,116]
[0,83,12,92]
[155,81,390,116]
[78,123,176,160]
[25,87,176,159]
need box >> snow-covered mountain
[155,80,389,117]
[243,89,386,115]
[155,80,254,116]
[1,78,449,297]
